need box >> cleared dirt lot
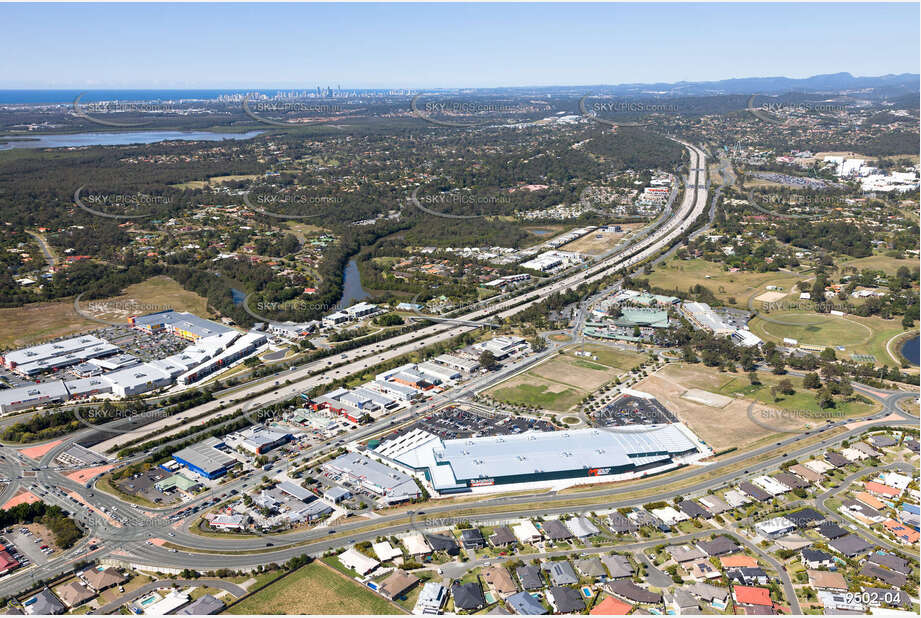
[559,223,644,256]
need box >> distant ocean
[0,89,281,105]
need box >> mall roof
[430,426,697,484]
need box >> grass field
[633,363,878,451]
[226,562,403,615]
[0,276,211,348]
[645,258,804,308]
[748,311,906,366]
[835,253,920,276]
[487,346,639,411]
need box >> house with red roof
[883,519,920,544]
[865,481,900,499]
[732,585,772,607]
[590,595,634,615]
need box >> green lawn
[490,382,582,410]
[226,562,402,615]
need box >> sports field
[487,347,635,411]
[748,311,906,365]
[0,276,210,348]
[226,562,403,615]
[644,258,804,308]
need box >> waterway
[0,130,263,150]
[337,258,370,310]
[900,336,919,366]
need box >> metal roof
[432,426,696,482]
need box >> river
[0,130,263,150]
[336,258,370,310]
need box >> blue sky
[3,2,918,88]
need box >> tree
[479,350,498,370]
[778,379,795,395]
[748,371,760,385]
[530,337,547,353]
[803,372,822,389]
[816,388,835,409]
[820,347,837,362]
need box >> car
[266,542,274,546]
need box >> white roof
[513,520,541,542]
[338,547,379,575]
[403,532,432,555]
[372,541,403,561]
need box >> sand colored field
[681,388,732,408]
[559,223,643,256]
[0,276,210,348]
[754,291,787,303]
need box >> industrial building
[679,302,762,347]
[172,437,238,479]
[131,310,233,341]
[378,425,703,494]
[471,336,529,360]
[323,452,421,504]
[225,426,293,455]
[0,323,267,412]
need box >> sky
[3,2,919,89]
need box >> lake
[901,336,919,366]
[337,258,370,310]
[0,130,263,150]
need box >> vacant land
[571,344,645,371]
[227,562,402,615]
[749,311,905,365]
[559,223,643,255]
[487,348,634,411]
[0,276,210,348]
[633,363,878,451]
[172,174,260,190]
[645,258,804,307]
[835,253,920,276]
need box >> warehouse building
[131,310,233,341]
[324,452,421,504]
[380,425,703,494]
[225,426,293,455]
[2,334,113,372]
[172,437,238,479]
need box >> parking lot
[113,467,176,505]
[380,405,557,444]
[592,395,677,427]
[2,526,54,567]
